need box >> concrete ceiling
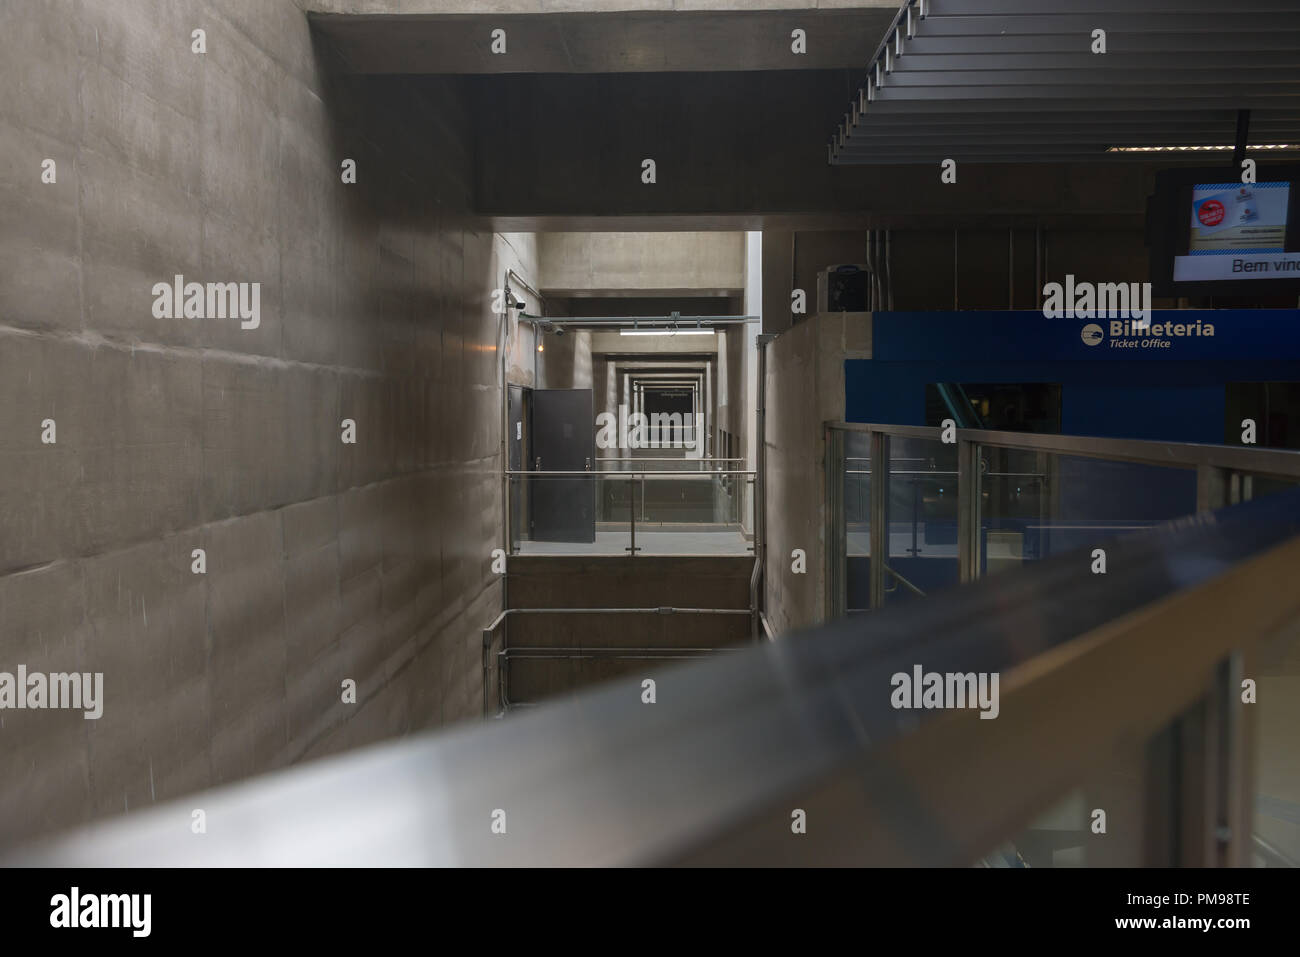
[310,8,899,73]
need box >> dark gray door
[529,389,595,543]
[508,385,529,549]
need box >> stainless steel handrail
[483,605,753,717]
[507,470,756,477]
[830,422,1300,480]
[883,563,926,598]
[13,486,1300,866]
[598,457,746,462]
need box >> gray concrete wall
[742,231,760,534]
[501,555,752,706]
[762,311,867,636]
[499,235,595,392]
[754,225,1159,322]
[794,230,867,309]
[886,226,1158,312]
[0,0,504,844]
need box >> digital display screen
[1170,179,1300,284]
[1188,182,1289,253]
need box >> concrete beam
[538,232,744,295]
[306,6,896,73]
[467,72,1159,223]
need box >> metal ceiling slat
[880,70,1300,89]
[834,143,1300,158]
[863,91,1300,109]
[830,151,1300,166]
[833,0,1300,165]
[916,13,1300,35]
[897,34,1300,55]
[836,142,1264,154]
[888,52,1300,71]
[844,120,1300,135]
[925,0,1300,15]
[837,133,1291,149]
[840,110,1300,128]
[831,154,1149,165]
[835,142,1299,155]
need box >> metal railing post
[1197,464,1230,513]
[825,427,846,621]
[957,437,979,583]
[627,475,639,554]
[869,429,888,610]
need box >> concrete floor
[516,528,753,556]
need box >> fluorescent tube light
[619,329,716,337]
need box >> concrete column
[762,230,795,336]
[705,363,712,458]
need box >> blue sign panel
[846,309,1300,445]
[872,309,1300,362]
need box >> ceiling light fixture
[619,328,716,337]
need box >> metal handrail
[830,422,1300,480]
[14,486,1300,866]
[883,563,927,597]
[845,471,1045,477]
[598,457,745,462]
[507,469,756,477]
[483,605,752,717]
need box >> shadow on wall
[0,6,502,848]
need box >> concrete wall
[498,233,595,391]
[538,232,744,296]
[762,311,868,636]
[794,230,867,310]
[0,0,505,844]
[762,229,796,334]
[742,231,760,529]
[887,227,1157,312]
[765,225,1161,323]
[500,555,752,706]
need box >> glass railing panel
[1241,473,1300,503]
[979,446,1050,577]
[510,473,631,556]
[845,433,871,615]
[1254,624,1300,867]
[595,457,744,473]
[881,435,959,606]
[512,472,752,556]
[993,744,1150,867]
[979,449,1198,575]
[633,472,753,556]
